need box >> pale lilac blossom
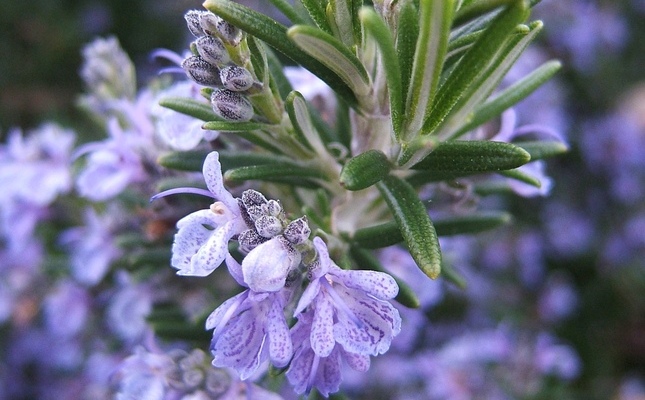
[206,255,293,379]
[59,207,122,286]
[295,237,401,358]
[74,118,149,201]
[158,151,248,277]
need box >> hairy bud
[211,89,253,122]
[255,215,284,239]
[220,66,255,92]
[195,35,230,67]
[181,56,221,87]
[184,10,208,37]
[283,216,311,245]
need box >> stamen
[150,187,215,202]
[149,48,185,66]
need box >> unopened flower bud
[195,35,230,67]
[283,216,311,245]
[211,89,254,122]
[255,215,283,238]
[182,56,221,87]
[199,12,221,37]
[185,10,208,37]
[264,199,282,217]
[220,66,255,92]
[241,190,267,221]
[215,19,243,46]
[238,229,266,253]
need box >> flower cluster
[153,151,401,395]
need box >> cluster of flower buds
[182,10,260,122]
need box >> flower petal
[171,209,220,273]
[205,291,248,330]
[210,304,267,380]
[203,152,237,212]
[334,267,399,300]
[185,220,237,276]
[333,286,401,356]
[267,296,293,367]
[341,348,371,372]
[310,296,335,357]
[293,278,321,316]
[242,236,301,293]
[225,254,246,287]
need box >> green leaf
[439,21,545,140]
[202,121,270,131]
[286,91,325,153]
[498,168,541,187]
[329,0,356,47]
[351,211,512,248]
[159,97,218,121]
[376,175,442,279]
[287,25,371,96]
[411,140,531,171]
[422,0,529,136]
[403,0,454,139]
[204,0,358,106]
[265,46,294,100]
[454,0,517,26]
[224,163,328,183]
[157,150,211,172]
[453,60,562,137]
[396,0,419,111]
[268,0,309,24]
[515,140,568,160]
[360,7,404,138]
[300,0,334,34]
[340,149,392,190]
[350,246,421,308]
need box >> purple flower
[74,118,149,201]
[205,255,293,379]
[59,207,122,286]
[0,123,74,206]
[151,81,211,150]
[490,108,566,197]
[286,310,370,397]
[154,151,248,277]
[294,238,401,358]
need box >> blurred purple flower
[206,255,293,379]
[59,207,122,286]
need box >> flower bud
[238,229,266,253]
[195,35,230,67]
[241,190,267,221]
[283,216,311,245]
[215,19,243,46]
[255,215,283,238]
[211,89,254,122]
[181,56,221,87]
[199,12,221,37]
[184,10,208,37]
[264,199,282,217]
[220,66,255,92]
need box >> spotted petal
[184,220,238,276]
[203,151,237,212]
[310,296,335,357]
[171,209,223,274]
[267,297,293,367]
[333,267,399,300]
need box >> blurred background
[1,0,644,398]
